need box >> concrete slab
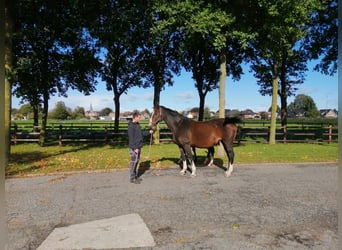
[37,213,155,250]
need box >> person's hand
[134,149,139,154]
[149,130,154,134]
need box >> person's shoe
[130,178,141,184]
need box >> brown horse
[149,106,239,177]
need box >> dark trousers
[129,148,141,179]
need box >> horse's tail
[223,116,241,125]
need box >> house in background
[320,109,338,118]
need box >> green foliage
[49,101,71,120]
[9,0,100,144]
[70,106,86,120]
[9,0,336,139]
[288,94,320,117]
[305,0,338,75]
[99,107,113,117]
[247,0,324,139]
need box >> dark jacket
[128,121,149,149]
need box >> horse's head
[149,106,163,130]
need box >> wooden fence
[10,123,338,145]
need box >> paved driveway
[6,163,337,249]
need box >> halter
[150,106,163,129]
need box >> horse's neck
[163,112,184,132]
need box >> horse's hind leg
[208,147,214,166]
[192,146,197,163]
[221,141,234,177]
[225,147,234,177]
[204,147,215,167]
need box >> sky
[12,61,337,113]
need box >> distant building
[85,111,99,119]
[240,109,255,119]
[85,103,99,119]
[320,109,338,118]
[187,111,195,119]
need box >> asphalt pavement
[6,162,338,249]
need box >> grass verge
[7,142,338,177]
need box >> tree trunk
[269,65,279,145]
[39,89,49,146]
[2,2,9,246]
[279,88,287,127]
[152,79,161,144]
[198,91,205,121]
[218,49,227,156]
[113,94,120,133]
[5,1,13,157]
[33,103,39,132]
[218,50,226,118]
[279,57,287,127]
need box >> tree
[70,106,86,120]
[10,0,99,145]
[49,101,71,120]
[81,0,149,132]
[305,0,337,75]
[252,49,308,126]
[5,0,14,157]
[153,1,247,120]
[140,1,184,144]
[99,107,113,117]
[141,1,181,110]
[288,94,320,117]
[17,103,37,120]
[179,4,221,121]
[248,0,321,144]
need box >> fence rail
[10,123,338,145]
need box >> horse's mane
[224,116,241,125]
[160,106,184,118]
[159,106,240,125]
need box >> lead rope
[146,132,153,159]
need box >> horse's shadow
[195,156,226,170]
[138,156,227,176]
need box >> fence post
[59,125,63,146]
[104,126,108,143]
[328,125,332,144]
[283,125,287,144]
[13,124,18,145]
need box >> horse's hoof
[224,172,231,178]
[180,171,186,176]
[191,173,196,178]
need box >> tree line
[5,0,337,146]
[12,93,323,121]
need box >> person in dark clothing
[128,111,153,184]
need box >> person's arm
[142,129,153,137]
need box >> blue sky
[12,61,337,113]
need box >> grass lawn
[7,142,338,177]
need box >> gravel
[6,162,337,249]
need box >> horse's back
[185,119,230,147]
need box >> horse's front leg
[179,147,187,176]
